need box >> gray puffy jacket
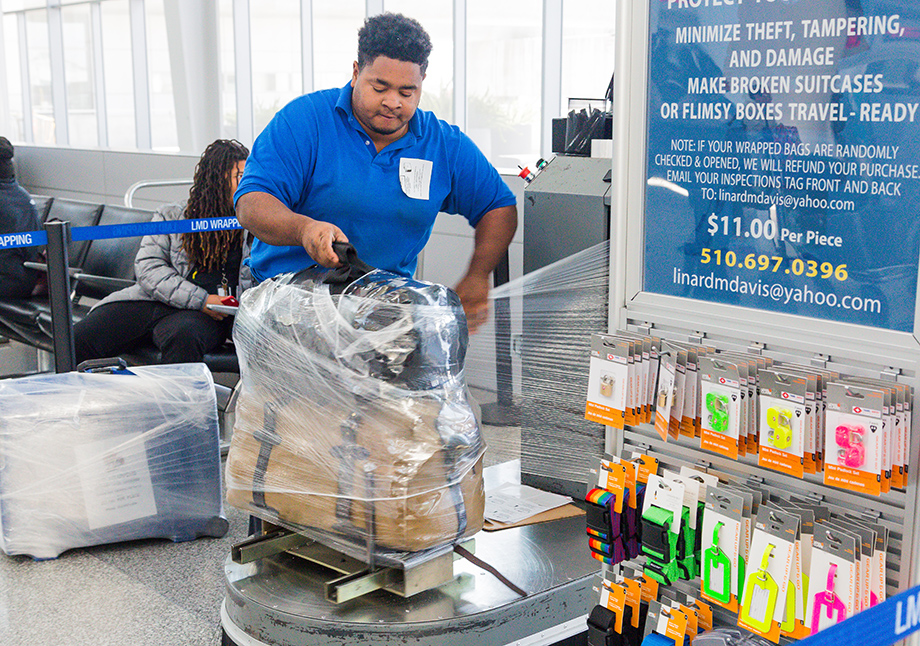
[94,202,252,310]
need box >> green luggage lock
[706,393,730,433]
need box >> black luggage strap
[323,242,376,292]
[330,412,370,527]
[252,401,282,512]
[453,543,527,597]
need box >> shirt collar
[335,81,423,145]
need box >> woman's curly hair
[181,139,249,270]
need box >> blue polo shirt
[235,82,516,280]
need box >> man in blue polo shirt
[235,12,517,332]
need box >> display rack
[606,1,920,642]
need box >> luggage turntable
[220,514,598,646]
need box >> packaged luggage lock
[766,408,793,450]
[706,393,730,433]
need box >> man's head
[351,14,431,148]
[357,13,432,75]
[0,137,14,180]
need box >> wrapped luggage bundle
[225,262,485,553]
[0,363,228,559]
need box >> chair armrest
[73,273,136,291]
[24,261,80,276]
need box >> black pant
[74,300,232,365]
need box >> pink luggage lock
[811,563,847,634]
[835,424,865,468]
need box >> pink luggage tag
[810,563,846,634]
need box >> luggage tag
[810,564,846,633]
[703,521,732,604]
[739,544,779,634]
[780,579,797,633]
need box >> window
[562,0,616,110]
[0,0,586,170]
[217,0,236,140]
[313,2,365,96]
[25,9,54,145]
[250,0,303,137]
[145,0,178,151]
[101,0,135,150]
[466,1,541,170]
[62,3,98,148]
[3,14,25,142]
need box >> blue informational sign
[644,0,920,332]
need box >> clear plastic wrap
[464,241,610,496]
[0,363,228,559]
[225,267,485,553]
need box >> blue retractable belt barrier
[797,583,920,646]
[0,230,47,249]
[1,215,241,249]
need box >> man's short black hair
[358,13,432,74]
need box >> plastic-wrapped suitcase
[225,245,485,553]
[0,361,228,559]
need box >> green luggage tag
[737,555,746,604]
[739,544,779,634]
[703,521,732,604]
[781,578,797,632]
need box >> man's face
[351,56,424,147]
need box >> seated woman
[74,139,250,365]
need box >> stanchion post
[44,220,76,373]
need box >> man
[235,13,517,332]
[0,137,42,299]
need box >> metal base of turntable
[220,515,598,646]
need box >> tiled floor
[0,496,250,646]
[0,420,520,646]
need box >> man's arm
[454,204,518,333]
[236,191,348,268]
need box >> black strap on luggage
[322,242,376,292]
[76,357,129,374]
[252,401,282,514]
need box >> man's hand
[236,192,349,267]
[455,272,491,334]
[455,204,517,334]
[299,219,348,268]
[202,294,228,320]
